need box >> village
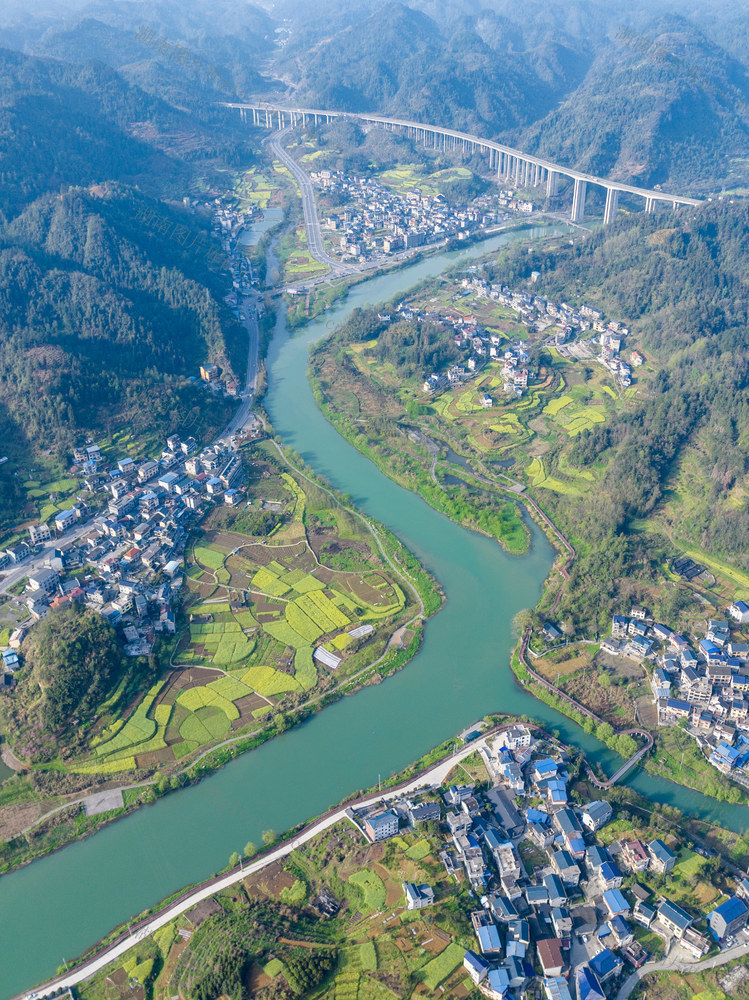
[310,168,534,264]
[419,278,638,401]
[0,418,257,687]
[348,722,749,1000]
[592,600,749,789]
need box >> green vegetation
[347,869,387,913]
[2,606,127,759]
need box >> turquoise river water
[1,226,748,998]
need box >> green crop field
[243,665,303,696]
[405,839,431,861]
[194,546,226,570]
[421,943,464,990]
[348,870,386,913]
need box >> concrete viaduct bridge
[223,102,702,225]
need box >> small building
[403,882,435,910]
[589,947,622,983]
[463,950,489,985]
[537,938,565,978]
[575,965,606,1000]
[363,809,399,843]
[648,839,676,873]
[602,888,630,918]
[657,899,692,939]
[708,897,749,940]
[408,800,440,826]
[729,600,749,624]
[581,801,612,831]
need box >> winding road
[17,726,511,999]
[268,129,352,277]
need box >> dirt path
[1,742,26,772]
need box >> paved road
[21,732,498,998]
[616,938,749,999]
[219,291,262,443]
[268,129,352,277]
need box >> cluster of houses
[414,275,636,401]
[349,725,747,999]
[310,169,514,261]
[0,434,250,688]
[597,602,749,786]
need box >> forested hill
[276,1,591,135]
[486,202,749,624]
[0,46,254,221]
[0,186,242,514]
[0,46,252,533]
[516,15,749,190]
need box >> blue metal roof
[477,924,502,953]
[576,965,605,1000]
[710,896,748,924]
[590,948,621,978]
[603,889,629,914]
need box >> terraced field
[70,451,419,776]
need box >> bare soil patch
[0,801,45,840]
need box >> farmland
[76,782,478,1000]
[309,252,644,558]
[50,444,435,786]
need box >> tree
[244,841,257,858]
[228,851,240,868]
[596,722,614,743]
[512,608,534,638]
[262,829,276,846]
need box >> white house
[729,601,749,624]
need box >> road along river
[3,226,748,998]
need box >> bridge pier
[603,187,619,225]
[546,170,559,198]
[645,196,656,214]
[571,178,587,222]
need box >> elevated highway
[224,102,703,225]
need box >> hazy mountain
[515,16,749,191]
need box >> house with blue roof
[658,899,692,938]
[463,950,489,984]
[491,895,519,921]
[581,800,613,831]
[610,914,633,946]
[526,884,549,906]
[568,836,587,859]
[534,758,559,781]
[700,639,723,663]
[590,947,623,981]
[526,807,550,825]
[708,897,749,940]
[600,861,623,889]
[486,968,511,998]
[586,844,611,874]
[476,923,502,955]
[710,741,742,773]
[603,888,630,917]
[544,873,566,907]
[576,964,606,1000]
[552,849,580,886]
[648,839,676,873]
[545,778,568,808]
[729,600,749,624]
[505,955,528,988]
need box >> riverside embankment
[5,225,749,1000]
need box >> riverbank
[510,634,749,804]
[0,440,443,879]
[9,218,746,1000]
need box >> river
[2,226,747,998]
